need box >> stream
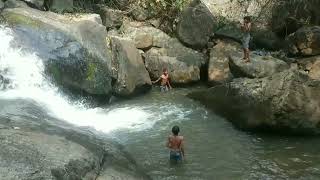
[1,26,320,180]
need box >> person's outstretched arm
[152,77,161,84]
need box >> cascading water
[0,25,155,133]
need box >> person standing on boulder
[152,68,172,92]
[166,126,185,162]
[241,16,252,63]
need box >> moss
[86,62,97,82]
[3,12,43,28]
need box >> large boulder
[176,0,278,49]
[2,7,114,96]
[48,0,73,13]
[176,0,215,49]
[119,20,206,84]
[4,0,28,8]
[287,26,320,56]
[144,48,203,84]
[0,100,150,179]
[271,1,320,38]
[297,56,320,80]
[229,51,289,78]
[98,6,124,30]
[189,70,320,135]
[23,0,45,9]
[208,39,240,85]
[109,36,152,96]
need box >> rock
[208,39,240,85]
[177,0,279,50]
[0,100,150,179]
[287,26,320,56]
[130,5,150,21]
[118,20,206,84]
[298,56,320,80]
[98,6,124,30]
[23,0,44,9]
[176,0,215,49]
[3,7,114,96]
[48,0,73,13]
[144,48,203,84]
[4,0,28,8]
[229,51,289,78]
[189,70,320,135]
[0,1,4,10]
[109,36,152,96]
[271,1,320,38]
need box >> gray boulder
[119,20,206,84]
[23,0,45,9]
[109,36,152,96]
[144,48,203,84]
[271,1,320,38]
[176,0,215,49]
[3,7,114,96]
[189,70,320,135]
[98,6,124,30]
[287,26,320,56]
[298,56,320,80]
[208,39,240,85]
[48,0,73,13]
[0,1,4,10]
[4,0,28,8]
[229,52,289,78]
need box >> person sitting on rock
[166,126,185,162]
[241,16,252,63]
[152,68,172,92]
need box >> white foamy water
[0,26,155,133]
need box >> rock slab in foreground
[0,100,150,179]
[189,70,320,135]
[229,52,289,78]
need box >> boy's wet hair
[163,68,168,72]
[172,126,180,135]
[244,16,251,22]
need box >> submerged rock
[287,26,320,56]
[229,52,289,78]
[189,70,320,135]
[2,7,114,97]
[109,36,152,97]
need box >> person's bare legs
[244,48,250,63]
[242,48,246,60]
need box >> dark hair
[172,126,180,136]
[163,68,168,72]
[244,16,251,22]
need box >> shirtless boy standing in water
[152,68,172,92]
[166,126,185,162]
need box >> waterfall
[0,26,152,133]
